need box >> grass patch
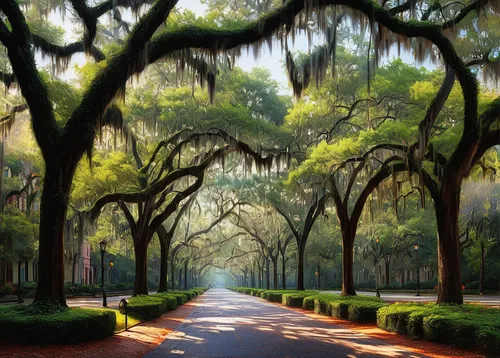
[112,308,141,332]
[377,303,500,353]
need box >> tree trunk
[435,189,463,304]
[251,267,255,288]
[34,164,73,305]
[257,265,262,288]
[265,258,270,290]
[170,261,175,290]
[281,253,286,289]
[272,256,278,290]
[72,252,79,285]
[317,261,321,290]
[158,240,169,292]
[341,227,356,296]
[296,240,306,290]
[133,240,149,295]
[479,241,485,295]
[179,268,182,290]
[0,141,4,217]
[385,256,390,287]
[184,261,188,290]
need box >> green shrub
[172,290,196,300]
[282,292,318,307]
[403,281,417,289]
[377,303,500,353]
[348,301,386,322]
[306,294,385,323]
[420,276,438,289]
[0,301,116,344]
[465,281,480,290]
[266,292,284,302]
[192,287,207,295]
[114,283,128,291]
[154,293,178,310]
[125,295,168,321]
[20,281,37,295]
[0,284,13,296]
[193,287,208,293]
[167,293,188,305]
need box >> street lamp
[100,240,107,307]
[414,243,420,296]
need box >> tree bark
[258,264,262,288]
[479,241,485,295]
[384,256,390,287]
[281,253,286,289]
[72,252,79,285]
[317,261,321,290]
[170,260,175,290]
[179,268,182,290]
[341,227,356,296]
[158,239,169,292]
[265,258,270,290]
[435,189,463,304]
[133,240,149,295]
[296,241,306,290]
[184,260,188,290]
[34,164,73,305]
[272,256,278,290]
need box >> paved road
[146,288,425,358]
[324,291,500,306]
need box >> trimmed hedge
[154,293,178,311]
[282,291,319,307]
[0,301,116,344]
[167,293,189,305]
[171,290,197,300]
[303,294,386,323]
[192,287,208,295]
[125,295,169,321]
[377,303,500,353]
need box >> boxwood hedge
[282,292,319,307]
[377,303,500,353]
[0,301,116,344]
[303,294,386,323]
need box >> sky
[44,0,435,94]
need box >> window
[20,265,26,283]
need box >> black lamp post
[100,240,107,307]
[414,243,420,296]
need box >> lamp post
[100,240,107,307]
[414,243,420,296]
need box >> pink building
[82,242,92,284]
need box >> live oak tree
[271,186,327,290]
[89,129,281,295]
[2,0,499,305]
[235,204,289,289]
